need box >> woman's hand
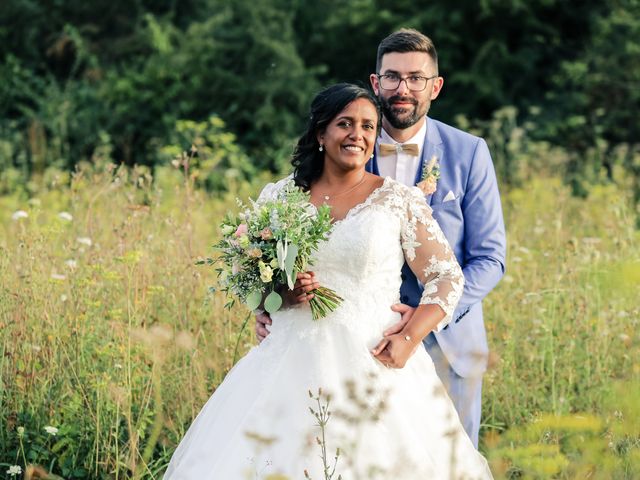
[371,303,423,368]
[371,333,422,369]
[282,271,320,306]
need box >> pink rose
[234,224,248,237]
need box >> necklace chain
[320,174,367,201]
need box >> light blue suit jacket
[367,117,506,378]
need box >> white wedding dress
[164,177,493,479]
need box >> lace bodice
[258,176,464,331]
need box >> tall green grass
[1,165,638,479]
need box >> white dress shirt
[376,120,428,187]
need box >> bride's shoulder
[257,174,295,202]
[380,177,425,202]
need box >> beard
[379,94,430,129]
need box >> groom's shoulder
[430,118,485,146]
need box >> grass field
[1,164,638,479]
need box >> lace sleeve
[401,187,464,332]
[256,175,294,203]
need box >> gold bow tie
[378,143,420,157]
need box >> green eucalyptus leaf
[264,291,282,313]
[245,290,263,311]
[284,243,298,289]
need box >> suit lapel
[420,117,444,206]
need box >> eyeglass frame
[376,73,440,92]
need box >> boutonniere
[417,155,440,195]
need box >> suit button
[401,295,408,303]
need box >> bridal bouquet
[209,180,343,320]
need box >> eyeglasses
[377,73,439,92]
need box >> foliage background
[1,0,639,199]
[1,0,639,478]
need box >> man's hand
[383,303,416,336]
[255,311,272,342]
[255,272,319,343]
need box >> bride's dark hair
[292,83,381,191]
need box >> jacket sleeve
[453,138,506,323]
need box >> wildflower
[416,155,440,195]
[44,425,59,436]
[7,465,22,475]
[260,227,273,240]
[234,224,248,237]
[50,273,66,281]
[58,212,73,221]
[60,294,68,302]
[17,426,25,437]
[246,247,263,258]
[221,224,235,236]
[65,259,77,269]
[76,237,92,246]
[238,235,250,248]
[11,210,28,220]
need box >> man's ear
[431,76,444,101]
[370,73,380,96]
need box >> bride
[164,83,493,479]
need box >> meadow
[1,162,638,479]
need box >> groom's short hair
[376,29,438,73]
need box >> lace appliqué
[376,181,464,331]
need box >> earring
[319,144,324,152]
[370,153,374,158]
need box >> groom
[256,29,506,448]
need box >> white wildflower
[60,294,68,302]
[76,237,92,246]
[65,259,77,269]
[7,465,22,475]
[58,211,73,221]
[11,210,28,220]
[44,425,59,436]
[50,273,66,281]
[17,426,25,436]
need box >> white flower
[58,211,73,221]
[76,237,92,246]
[60,294,68,302]
[16,426,25,436]
[44,425,59,436]
[7,465,22,475]
[11,210,28,220]
[51,273,66,281]
[65,259,77,269]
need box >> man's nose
[395,78,411,95]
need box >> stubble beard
[379,94,430,130]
